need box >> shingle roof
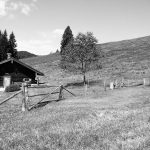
[0,58,44,76]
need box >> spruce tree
[60,26,73,55]
[8,32,18,59]
[0,30,3,61]
[1,30,8,60]
[0,30,18,61]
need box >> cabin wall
[0,76,3,86]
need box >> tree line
[60,26,101,84]
[0,30,18,62]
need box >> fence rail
[0,83,76,112]
[0,77,149,111]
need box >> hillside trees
[60,26,73,55]
[61,32,101,84]
[8,32,18,58]
[0,30,8,61]
[0,30,18,61]
[0,31,3,61]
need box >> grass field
[1,85,150,150]
[1,36,150,149]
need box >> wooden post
[88,79,90,88]
[58,85,63,100]
[22,83,26,112]
[84,83,88,97]
[104,79,106,91]
[37,77,39,86]
[110,82,114,90]
[143,78,150,86]
[21,82,29,111]
[120,78,124,88]
[24,83,29,110]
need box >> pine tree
[0,30,3,61]
[0,30,9,61]
[8,32,18,59]
[0,30,18,61]
[60,26,73,55]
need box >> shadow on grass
[65,79,103,88]
[29,98,65,110]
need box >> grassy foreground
[1,85,150,150]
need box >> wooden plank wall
[0,76,3,86]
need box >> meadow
[1,35,150,149]
[1,83,150,150]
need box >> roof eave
[0,58,44,76]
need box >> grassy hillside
[18,51,37,59]
[22,52,60,66]
[21,35,150,85]
[1,36,150,149]
[97,36,150,79]
[97,35,150,52]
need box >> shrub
[5,84,21,92]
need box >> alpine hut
[0,53,44,91]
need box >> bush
[5,84,21,92]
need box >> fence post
[104,79,106,91]
[84,83,88,97]
[22,82,29,111]
[21,83,26,112]
[36,77,39,86]
[110,82,114,90]
[25,82,29,110]
[120,78,124,88]
[58,85,63,100]
[143,78,150,86]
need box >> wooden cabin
[0,54,44,90]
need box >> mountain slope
[18,51,37,59]
[97,36,150,52]
[96,36,150,79]
[21,35,150,84]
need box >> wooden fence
[104,77,147,91]
[0,83,75,112]
[0,77,149,111]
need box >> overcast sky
[0,0,150,55]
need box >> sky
[0,0,150,55]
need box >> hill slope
[97,36,150,52]
[18,51,37,59]
[2,36,150,150]
[97,36,150,79]
[21,36,150,84]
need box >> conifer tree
[0,30,18,61]
[60,26,73,55]
[0,30,3,61]
[8,32,18,59]
[0,30,8,60]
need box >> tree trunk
[83,73,86,85]
[82,61,86,85]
